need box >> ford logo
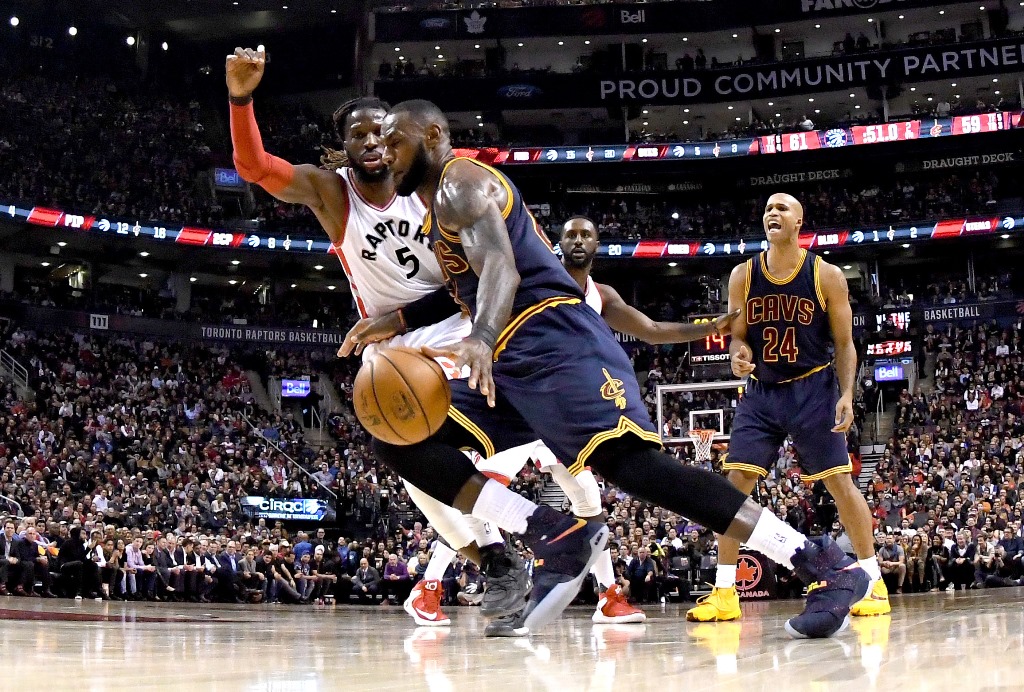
[419,17,451,29]
[498,84,542,99]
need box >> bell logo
[464,10,486,34]
[620,9,646,23]
[735,555,762,591]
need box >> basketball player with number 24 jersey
[687,192,887,631]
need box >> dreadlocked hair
[320,96,390,171]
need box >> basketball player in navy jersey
[687,192,887,630]
[370,99,868,637]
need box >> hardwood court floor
[1,590,1022,692]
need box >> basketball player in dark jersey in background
[369,99,868,638]
[687,192,888,629]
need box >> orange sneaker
[592,584,647,624]
[404,580,451,627]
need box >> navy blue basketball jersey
[743,249,833,384]
[423,157,583,316]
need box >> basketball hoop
[688,429,717,462]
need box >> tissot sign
[375,0,964,40]
[377,37,1024,110]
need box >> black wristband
[471,325,499,351]
[229,94,253,107]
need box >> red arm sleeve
[229,101,295,194]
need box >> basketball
[352,347,451,445]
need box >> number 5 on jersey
[396,247,420,279]
[763,326,798,363]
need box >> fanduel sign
[801,0,908,12]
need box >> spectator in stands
[948,532,976,590]
[382,552,413,605]
[927,534,950,591]
[626,545,659,604]
[353,557,380,604]
[878,534,907,594]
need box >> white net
[688,429,717,462]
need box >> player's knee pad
[471,441,543,486]
[556,468,603,518]
[402,480,476,550]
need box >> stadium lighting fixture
[290,283,297,288]
[41,261,51,267]
[257,44,265,53]
[843,265,852,270]
[898,14,904,18]
[57,241,67,247]
[774,28,780,33]
[437,54,443,59]
[161,42,168,51]
[476,114,482,119]
[732,34,738,38]
[331,9,336,13]
[1001,234,1011,239]
[190,277,197,282]
[683,120,689,124]
[823,251,830,255]
[328,285,336,290]
[814,109,820,113]
[684,108,690,112]
[126,35,135,46]
[584,40,590,45]
[736,117,741,121]
[671,212,680,220]
[474,44,480,48]
[868,18,873,22]
[814,24,821,28]
[775,113,781,117]
[394,47,400,52]
[855,105,861,109]
[668,262,678,267]
[139,251,150,257]
[642,38,648,43]
[517,42,523,47]
[228,280,238,285]
[727,105,734,110]
[68,26,78,36]
[939,9,945,14]
[992,78,998,82]
[314,265,324,270]
[434,45,439,50]
[850,93,855,97]
[139,273,148,278]
[902,243,911,248]
[9,16,18,27]
[910,87,916,91]
[642,109,649,114]
[231,260,240,266]
[557,41,563,46]
[808,97,814,102]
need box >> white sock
[471,479,538,534]
[743,508,807,570]
[858,556,881,582]
[715,564,737,589]
[590,549,615,591]
[424,541,457,583]
[463,515,504,549]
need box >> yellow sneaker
[850,579,891,617]
[685,586,742,622]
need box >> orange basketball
[353,347,451,446]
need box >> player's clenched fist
[226,47,266,99]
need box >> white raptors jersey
[331,168,444,317]
[584,275,604,315]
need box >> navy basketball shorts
[724,366,852,481]
[446,297,661,474]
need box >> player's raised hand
[832,394,855,433]
[713,309,741,337]
[422,339,496,408]
[226,47,266,99]
[338,312,406,358]
[730,341,756,378]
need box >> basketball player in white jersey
[226,47,531,627]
